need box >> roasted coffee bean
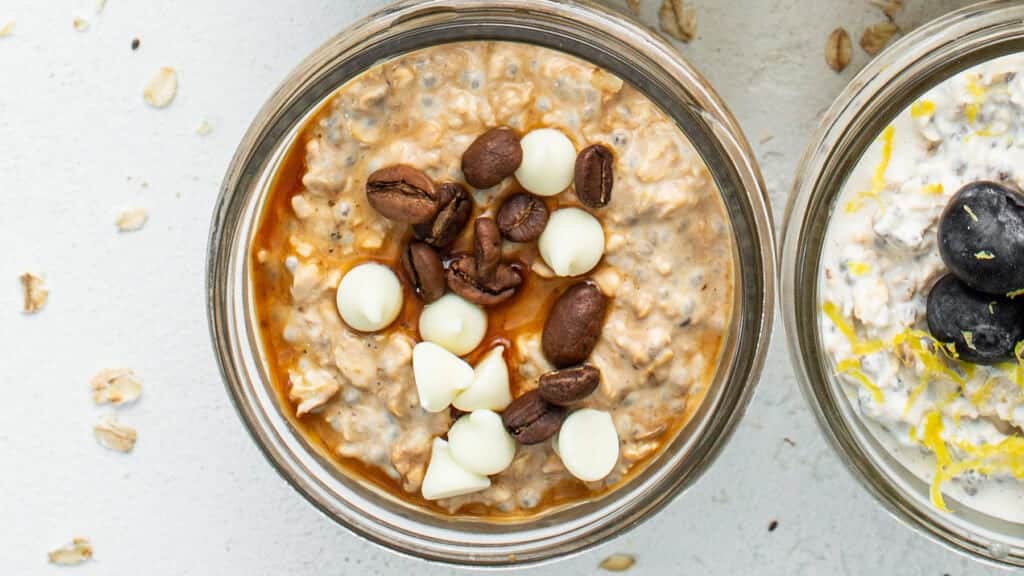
[461,127,523,189]
[574,144,614,208]
[542,281,608,367]
[401,242,446,303]
[412,182,473,248]
[446,254,523,306]
[365,165,439,224]
[497,193,549,242]
[502,389,566,445]
[538,365,601,406]
[474,217,502,282]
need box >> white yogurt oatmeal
[252,41,735,517]
[820,54,1024,521]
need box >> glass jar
[208,0,775,566]
[783,0,1024,567]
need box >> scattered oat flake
[869,0,903,19]
[195,119,213,136]
[0,20,14,37]
[48,538,93,566]
[96,0,108,13]
[860,22,899,56]
[143,67,177,108]
[826,28,853,73]
[600,554,636,572]
[94,416,137,452]
[116,208,148,232]
[91,368,142,406]
[20,273,48,314]
[73,17,89,32]
[658,0,696,43]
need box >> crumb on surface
[143,66,178,108]
[195,119,213,136]
[48,538,93,566]
[91,368,143,406]
[768,519,779,532]
[93,416,138,452]
[20,272,48,314]
[600,553,636,572]
[116,208,148,232]
[658,0,696,43]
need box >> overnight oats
[249,41,735,517]
[819,54,1024,521]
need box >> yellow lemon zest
[822,301,886,355]
[921,183,944,195]
[837,359,884,403]
[964,76,987,125]
[892,329,967,386]
[844,125,895,213]
[904,376,930,416]
[920,411,952,511]
[969,377,998,407]
[974,251,995,260]
[910,99,936,118]
[963,205,979,222]
[1008,288,1024,299]
[847,261,871,276]
[1002,341,1024,391]
[965,103,981,124]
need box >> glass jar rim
[783,0,1024,567]
[208,0,775,566]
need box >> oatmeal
[251,41,734,517]
[820,54,1024,520]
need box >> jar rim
[208,0,775,566]
[783,0,1024,567]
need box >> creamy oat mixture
[252,41,734,516]
[820,54,1024,520]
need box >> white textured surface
[0,0,1011,574]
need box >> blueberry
[926,274,1024,364]
[938,181,1024,295]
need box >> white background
[0,0,1009,574]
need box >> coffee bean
[538,365,601,406]
[461,127,522,189]
[366,165,439,223]
[542,281,608,367]
[446,253,523,306]
[574,144,614,208]
[502,389,566,444]
[412,182,473,248]
[401,242,446,303]
[497,193,549,242]
[474,217,502,282]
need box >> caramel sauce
[249,46,731,520]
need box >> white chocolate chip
[556,409,619,482]
[335,263,403,332]
[515,128,576,196]
[421,438,491,500]
[418,293,487,356]
[448,410,516,476]
[453,346,512,412]
[539,208,606,276]
[412,342,474,412]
